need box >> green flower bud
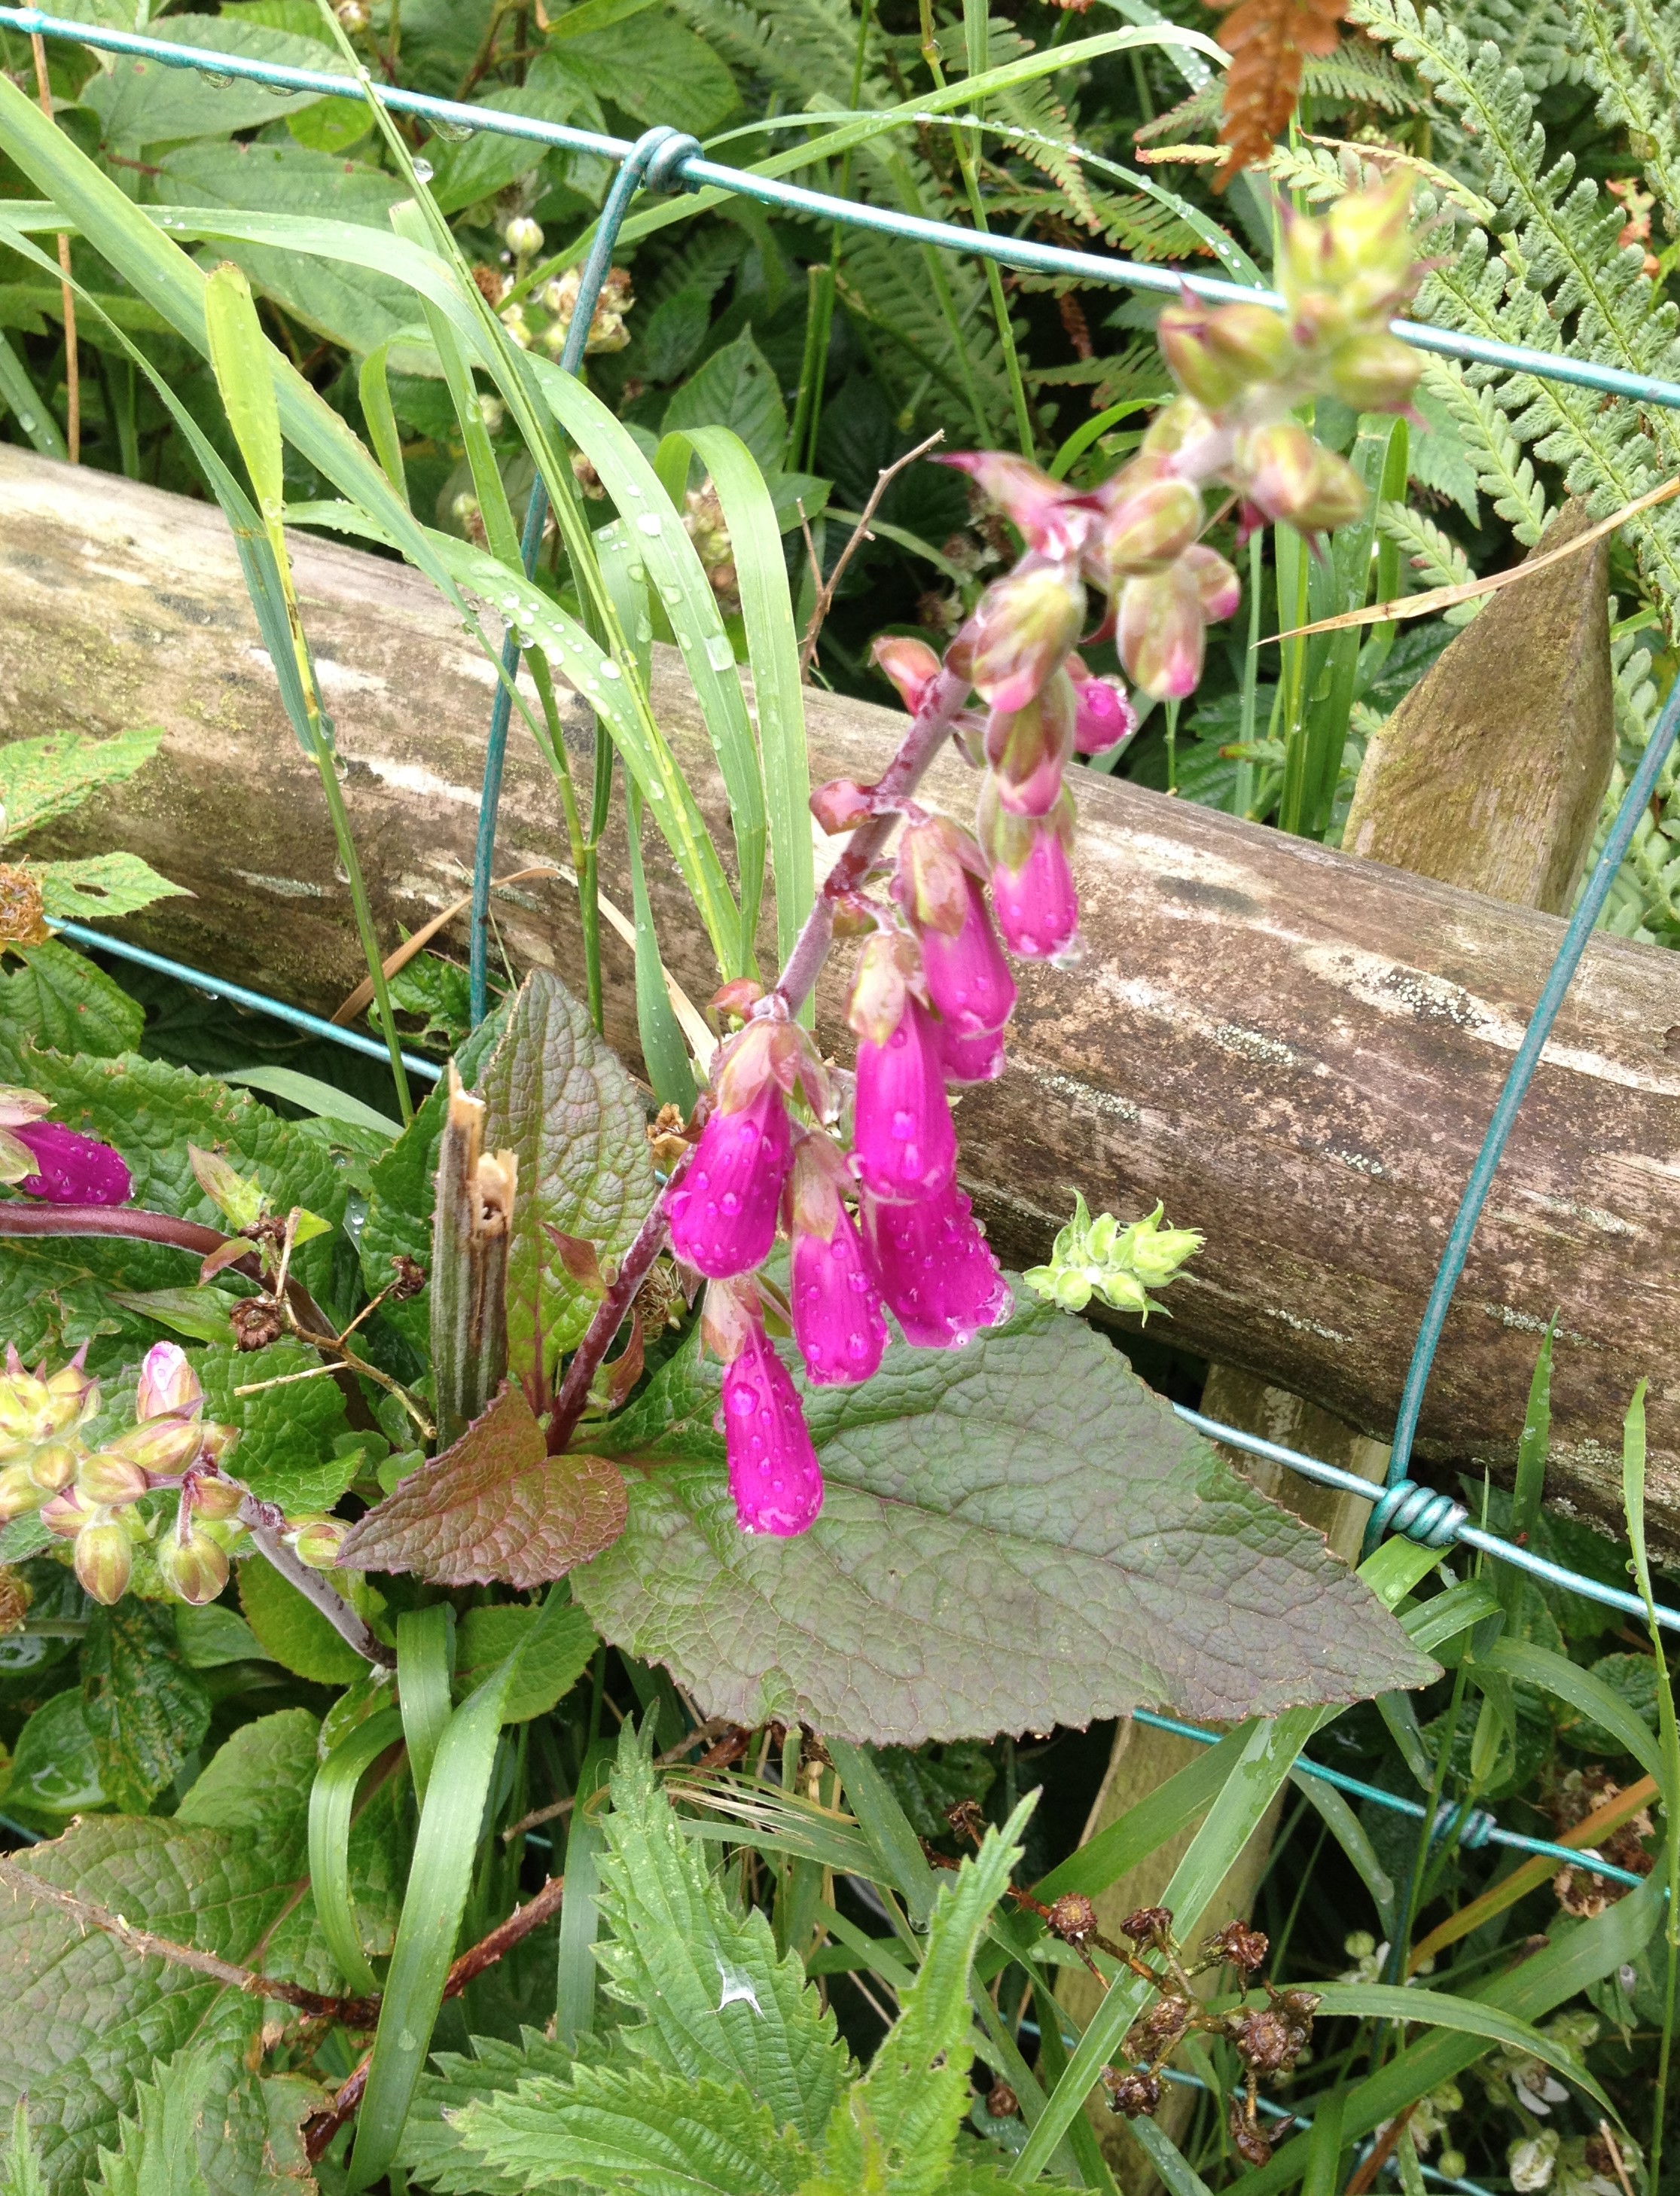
[1205,301,1294,385]
[40,1484,93,1538]
[1023,1194,1203,1322]
[0,1462,44,1523]
[27,1441,81,1493]
[1096,475,1204,585]
[1118,562,1206,701]
[1327,331,1422,415]
[75,1516,133,1606]
[288,1514,350,1569]
[188,1472,245,1521]
[158,1525,230,1606]
[109,1414,205,1477]
[78,1450,152,1507]
[1157,298,1249,410]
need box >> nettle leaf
[81,1600,212,1813]
[593,1727,852,2146]
[78,14,346,145]
[0,938,144,1060]
[809,1811,1026,2196]
[338,1381,627,1588]
[663,331,788,475]
[477,972,656,1403]
[580,1301,1435,1745]
[550,7,739,137]
[398,2027,586,2194]
[36,856,188,926]
[456,1597,599,1721]
[93,2042,215,2196]
[453,2064,813,2196]
[0,1712,325,2193]
[0,726,163,843]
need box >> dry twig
[799,431,945,676]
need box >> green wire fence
[12,0,1680,1972]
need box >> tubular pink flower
[852,997,956,1204]
[917,874,1016,1039]
[967,563,1086,713]
[1067,657,1139,757]
[936,452,1095,560]
[719,1322,824,1536]
[864,1179,1013,1348]
[937,1021,1008,1084]
[11,1121,131,1206]
[666,1078,791,1278]
[791,1199,887,1386]
[137,1341,203,1423]
[985,671,1076,817]
[987,808,1079,962]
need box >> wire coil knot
[1434,1802,1496,1850]
[636,127,702,196]
[1367,1479,1466,1550]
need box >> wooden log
[0,448,1676,1538]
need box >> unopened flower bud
[980,785,1079,963]
[75,1516,133,1606]
[846,929,920,1050]
[10,1121,131,1205]
[810,778,876,834]
[1234,421,1320,527]
[26,1441,79,1493]
[1325,173,1415,292]
[967,563,1085,712]
[985,672,1076,816]
[43,1355,98,1428]
[1204,300,1294,385]
[1067,657,1139,757]
[1327,331,1422,415]
[894,816,976,938]
[159,1524,231,1605]
[40,1484,93,1538]
[77,1451,151,1507]
[194,1420,239,1469]
[188,1472,245,1521]
[1157,297,1250,410]
[1181,542,1240,624]
[937,451,1093,559]
[1140,397,1221,473]
[871,634,944,716]
[0,1371,59,1450]
[1094,474,1203,585]
[110,1415,205,1477]
[502,215,544,260]
[288,1514,350,1569]
[0,1462,44,1523]
[137,1342,203,1424]
[1118,562,1206,700]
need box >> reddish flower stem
[549,662,974,1450]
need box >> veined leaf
[76,14,349,146]
[397,2027,584,2195]
[0,726,164,842]
[0,939,143,1058]
[81,1600,212,1814]
[37,853,189,926]
[93,2044,216,2196]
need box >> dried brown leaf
[1209,0,1346,185]
[338,1380,627,1587]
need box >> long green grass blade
[396,1604,456,1810]
[1511,1322,1556,1545]
[1307,1985,1617,2115]
[556,1738,614,2050]
[358,341,409,508]
[0,328,63,458]
[308,1706,405,1997]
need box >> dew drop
[705,632,735,671]
[636,513,663,536]
[599,660,622,679]
[431,117,475,142]
[197,67,236,88]
[413,157,435,184]
[660,584,681,605]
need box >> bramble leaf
[36,855,189,927]
[477,972,656,1405]
[580,1300,1435,1744]
[81,1601,212,1814]
[0,938,143,1060]
[338,1382,628,1588]
[0,727,164,843]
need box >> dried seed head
[1228,2008,1298,2075]
[945,1797,988,1845]
[0,865,48,947]
[230,1295,285,1353]
[389,1254,426,1301]
[1121,1905,1174,1947]
[986,2083,1020,2120]
[1128,1993,1193,2059]
[0,1564,29,1636]
[1206,1919,1270,1972]
[1046,1893,1099,1946]
[1102,2069,1162,2119]
[1228,2099,1273,2167]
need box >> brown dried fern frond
[1208,0,1346,187]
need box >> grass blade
[396,1604,456,1810]
[307,1706,405,1997]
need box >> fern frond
[665,0,877,108]
[1352,0,1680,626]
[835,229,1014,437]
[980,181,1212,262]
[1376,497,1483,622]
[1023,346,1176,411]
[642,227,749,312]
[1418,354,1550,542]
[1567,0,1680,239]
[1438,0,1583,89]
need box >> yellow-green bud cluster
[1023,1194,1203,1321]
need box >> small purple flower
[719,1322,825,1536]
[852,997,956,1205]
[919,874,1017,1040]
[937,1020,1008,1084]
[864,1179,1013,1348]
[12,1121,131,1206]
[791,1197,887,1386]
[667,1079,791,1279]
[991,821,1079,962]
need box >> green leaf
[205,258,286,520]
[0,938,144,1059]
[81,1600,212,1814]
[93,2043,215,2196]
[339,1381,628,1588]
[1,2099,44,2196]
[0,1711,322,2192]
[592,1725,852,2146]
[456,1597,599,1722]
[238,1551,367,1685]
[551,5,739,136]
[78,14,349,145]
[663,332,788,475]
[0,725,164,843]
[1306,1984,1616,2116]
[3,1685,105,1816]
[453,2063,813,2195]
[105,1287,241,1346]
[173,1604,267,1670]
[579,1301,1435,1744]
[36,854,188,926]
[309,1706,405,1996]
[221,1067,401,1139]
[477,971,657,1398]
[157,142,418,355]
[194,1337,357,1513]
[398,2027,590,2194]
[812,1809,1031,2196]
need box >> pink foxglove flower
[852,994,956,1204]
[787,1136,886,1387]
[981,786,1079,962]
[706,1284,824,1536]
[1067,655,1139,758]
[667,1078,790,1279]
[894,824,1017,1041]
[937,1020,1008,1084]
[865,1179,1012,1348]
[11,1121,132,1206]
